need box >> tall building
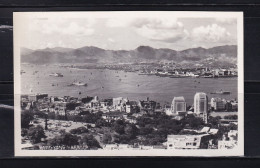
[194,92,208,123]
[171,96,186,115]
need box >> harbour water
[21,64,238,106]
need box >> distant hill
[21,45,237,67]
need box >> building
[218,130,238,149]
[125,101,140,113]
[171,96,186,115]
[139,97,157,113]
[28,93,48,102]
[167,134,210,149]
[194,92,208,123]
[113,97,123,106]
[211,98,226,111]
[102,112,124,122]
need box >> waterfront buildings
[194,92,208,123]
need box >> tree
[139,125,153,135]
[48,132,79,147]
[70,127,88,134]
[21,128,28,137]
[80,134,101,149]
[182,114,204,129]
[102,133,112,144]
[224,115,238,120]
[27,125,46,144]
[61,132,80,147]
[113,120,125,135]
[96,118,109,128]
[208,116,221,128]
[21,110,34,128]
[66,102,78,110]
[124,124,138,139]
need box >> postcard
[14,11,244,156]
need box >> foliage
[124,124,138,139]
[112,120,126,135]
[80,134,101,149]
[224,115,238,120]
[21,110,34,128]
[96,118,110,128]
[27,125,46,144]
[102,133,112,144]
[21,128,28,137]
[48,132,79,147]
[66,102,78,110]
[69,126,88,134]
[181,114,204,129]
[207,116,221,128]
[139,125,153,135]
[82,111,103,123]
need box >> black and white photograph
[13,11,244,156]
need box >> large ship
[210,90,231,95]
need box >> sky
[16,12,238,51]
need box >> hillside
[21,45,237,66]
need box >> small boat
[49,73,63,77]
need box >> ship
[210,90,231,95]
[49,73,63,77]
[68,81,87,87]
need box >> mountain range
[21,45,237,67]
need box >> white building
[170,96,186,115]
[194,92,208,123]
[167,134,209,149]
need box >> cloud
[106,18,133,28]
[108,38,115,43]
[106,18,188,43]
[215,18,236,25]
[191,24,231,43]
[133,18,188,43]
[106,18,189,42]
[29,18,95,36]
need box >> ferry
[49,73,63,77]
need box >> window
[169,144,173,147]
[193,143,196,146]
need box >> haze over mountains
[21,45,237,67]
